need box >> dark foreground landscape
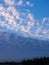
[0,57,49,65]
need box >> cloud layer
[0,0,49,40]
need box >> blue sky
[0,0,49,40]
[31,0,49,20]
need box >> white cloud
[27,13,34,21]
[0,20,5,27]
[26,1,30,5]
[0,5,4,10]
[20,25,28,33]
[4,0,15,5]
[26,1,34,7]
[17,0,23,6]
[0,0,49,40]
[26,21,34,31]
[42,17,49,24]
[0,5,22,31]
[35,27,41,34]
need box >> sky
[0,0,49,62]
[0,0,49,40]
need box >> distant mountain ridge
[0,31,49,62]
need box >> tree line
[0,57,49,65]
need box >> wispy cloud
[42,17,49,24]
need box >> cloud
[17,0,23,6]
[0,5,4,10]
[26,1,34,7]
[27,13,34,20]
[0,5,21,31]
[42,17,49,24]
[0,0,49,40]
[35,27,41,34]
[4,0,15,5]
